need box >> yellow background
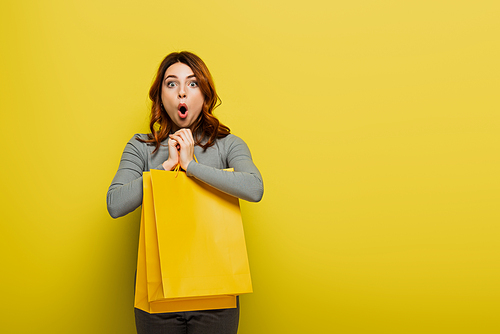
[1,1,499,333]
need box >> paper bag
[134,169,252,313]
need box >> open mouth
[178,104,188,119]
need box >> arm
[106,135,152,218]
[186,136,264,202]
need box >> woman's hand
[169,128,195,171]
[162,137,180,171]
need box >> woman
[107,51,263,334]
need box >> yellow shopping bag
[134,169,252,313]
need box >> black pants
[134,298,239,334]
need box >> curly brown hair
[137,51,230,152]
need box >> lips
[178,103,188,119]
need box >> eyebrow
[164,74,197,80]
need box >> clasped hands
[162,128,195,172]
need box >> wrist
[183,159,194,171]
[162,159,177,171]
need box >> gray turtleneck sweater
[107,133,264,219]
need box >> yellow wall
[1,1,499,333]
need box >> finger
[167,138,178,151]
[169,134,181,141]
[181,130,195,146]
[169,134,183,146]
[178,131,190,145]
[171,132,191,148]
[174,129,194,143]
[174,128,192,135]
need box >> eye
[166,81,176,88]
[188,81,198,88]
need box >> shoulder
[217,133,247,146]
[216,134,252,157]
[130,133,149,140]
[127,133,151,146]
[122,133,153,155]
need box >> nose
[178,85,187,99]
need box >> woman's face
[161,62,204,131]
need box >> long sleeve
[107,133,263,219]
[106,137,145,218]
[186,135,264,202]
[106,134,166,218]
